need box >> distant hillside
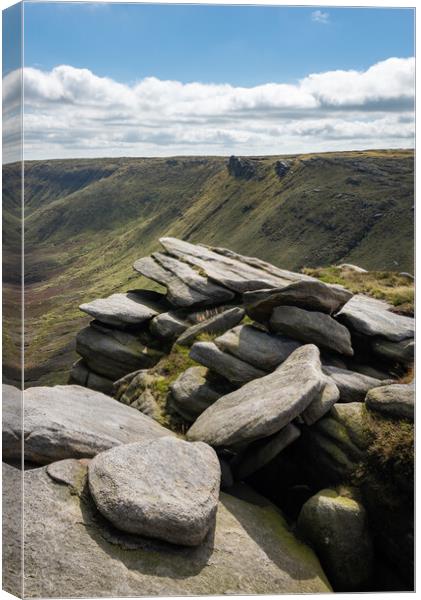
[2,149,414,386]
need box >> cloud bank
[2,56,415,161]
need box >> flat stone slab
[134,252,234,307]
[337,294,414,342]
[270,306,354,356]
[7,463,330,597]
[150,310,190,339]
[323,365,390,403]
[176,307,244,346]
[190,341,266,386]
[89,437,221,546]
[365,383,414,421]
[2,384,172,464]
[160,237,309,292]
[244,280,353,322]
[79,290,167,326]
[214,324,301,371]
[187,345,324,448]
[170,366,223,421]
[76,322,163,380]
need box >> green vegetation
[303,266,414,315]
[2,149,413,386]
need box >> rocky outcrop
[11,461,331,597]
[175,306,244,346]
[88,437,221,546]
[3,384,171,464]
[323,365,390,403]
[227,155,257,180]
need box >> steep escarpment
[2,149,413,386]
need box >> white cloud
[311,10,330,24]
[2,56,415,161]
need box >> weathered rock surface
[337,294,414,341]
[134,252,234,307]
[187,345,324,448]
[366,383,414,421]
[76,322,163,380]
[69,359,114,395]
[169,366,223,421]
[2,464,22,598]
[150,309,190,339]
[245,280,352,321]
[371,337,415,366]
[232,424,301,480]
[302,403,368,483]
[14,462,331,597]
[190,341,266,386]
[214,324,301,371]
[337,263,367,273]
[301,377,340,425]
[89,437,221,546]
[160,237,309,292]
[270,306,354,356]
[323,365,388,403]
[79,290,168,327]
[297,488,373,591]
[3,384,171,464]
[176,307,244,346]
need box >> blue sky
[2,2,415,160]
[22,2,414,86]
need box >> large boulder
[176,307,244,346]
[79,290,168,327]
[214,324,301,371]
[323,365,389,403]
[337,294,414,341]
[11,462,331,597]
[297,488,373,591]
[270,306,354,356]
[189,341,266,386]
[187,345,325,448]
[169,366,224,421]
[365,383,414,421]
[76,322,163,380]
[134,252,234,307]
[244,280,352,322]
[89,437,221,546]
[3,384,172,464]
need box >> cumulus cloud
[2,56,415,161]
[311,10,330,24]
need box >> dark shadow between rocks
[222,483,332,590]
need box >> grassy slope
[2,149,413,386]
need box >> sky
[2,1,415,161]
